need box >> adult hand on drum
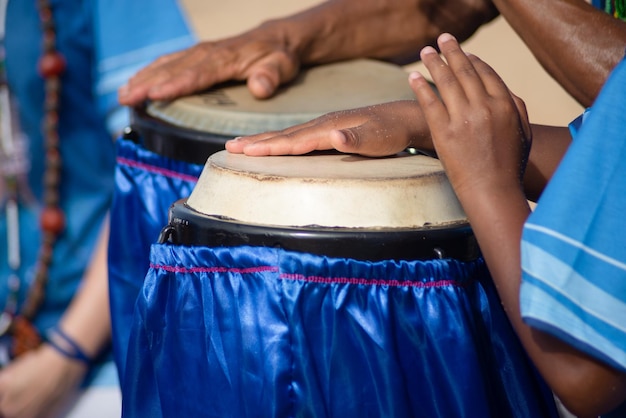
[118,31,301,106]
[408,33,531,201]
[225,100,435,157]
[118,0,499,107]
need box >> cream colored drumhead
[186,151,467,229]
[146,59,415,137]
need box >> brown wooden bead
[45,148,61,167]
[10,316,42,358]
[11,0,67,350]
[38,52,66,78]
[40,206,65,234]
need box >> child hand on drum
[408,33,626,418]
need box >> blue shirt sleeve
[520,58,626,373]
[92,0,196,133]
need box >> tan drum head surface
[186,151,467,229]
[146,59,415,137]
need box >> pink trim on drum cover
[280,274,467,288]
[149,263,467,288]
[117,157,199,183]
[150,264,279,275]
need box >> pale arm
[0,218,112,418]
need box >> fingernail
[421,46,437,56]
[408,72,423,82]
[253,75,273,96]
[439,33,456,43]
[118,85,128,96]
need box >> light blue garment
[2,0,193,388]
[520,57,626,374]
[93,0,196,133]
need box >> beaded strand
[7,0,66,358]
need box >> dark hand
[225,100,434,157]
[118,30,300,106]
[408,33,531,200]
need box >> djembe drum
[108,59,417,381]
[122,151,559,418]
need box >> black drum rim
[125,105,229,165]
[161,200,481,262]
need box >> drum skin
[163,150,479,262]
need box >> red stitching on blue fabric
[117,156,199,183]
[150,263,279,275]
[280,273,465,288]
[149,264,469,288]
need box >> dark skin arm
[409,33,626,418]
[118,0,498,105]
[493,0,626,107]
[226,0,621,197]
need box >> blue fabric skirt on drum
[122,243,559,418]
[108,138,204,380]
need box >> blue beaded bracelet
[45,326,93,366]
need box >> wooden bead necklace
[0,0,66,359]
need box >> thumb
[247,72,280,99]
[246,54,299,99]
[331,125,410,157]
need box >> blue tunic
[1,0,194,387]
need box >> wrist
[255,12,332,65]
[44,326,95,367]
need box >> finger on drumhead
[331,128,371,156]
[247,73,279,99]
[332,125,406,157]
[119,61,180,105]
[247,53,299,99]
[225,131,275,153]
[230,131,320,156]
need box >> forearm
[462,185,626,417]
[259,0,498,65]
[493,0,626,107]
[523,124,572,201]
[56,217,111,359]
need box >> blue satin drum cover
[122,151,559,418]
[108,59,419,381]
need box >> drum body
[122,152,559,418]
[108,59,417,381]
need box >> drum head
[146,59,415,136]
[188,151,467,229]
[128,59,415,164]
[164,151,478,261]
